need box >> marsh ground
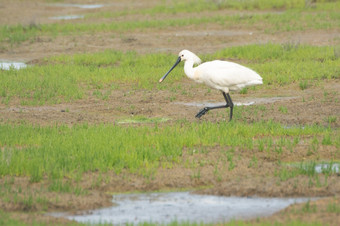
[0,0,339,225]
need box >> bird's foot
[195,107,209,119]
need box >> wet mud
[58,192,312,224]
[0,0,339,225]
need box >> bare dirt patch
[1,141,339,223]
[261,197,340,225]
[0,0,339,225]
[1,80,339,127]
[2,26,340,62]
[1,0,339,61]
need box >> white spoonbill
[159,50,263,121]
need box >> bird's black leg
[225,92,234,121]
[195,92,234,121]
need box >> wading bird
[159,50,263,121]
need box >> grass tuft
[0,121,334,181]
[1,44,339,105]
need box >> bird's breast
[193,70,201,81]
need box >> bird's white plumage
[179,50,263,93]
[159,49,263,121]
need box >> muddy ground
[0,0,339,225]
[1,0,340,61]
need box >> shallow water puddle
[314,163,339,173]
[56,192,311,225]
[176,96,298,108]
[117,117,170,124]
[176,101,255,107]
[174,30,252,37]
[51,3,104,9]
[289,162,340,174]
[49,15,84,20]
[0,61,27,70]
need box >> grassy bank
[0,1,339,45]
[1,0,339,225]
[0,120,338,182]
[1,44,339,105]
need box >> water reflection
[62,192,311,225]
[0,61,27,70]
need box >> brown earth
[0,0,339,225]
[1,0,339,61]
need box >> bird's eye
[181,54,184,57]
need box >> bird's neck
[184,60,195,80]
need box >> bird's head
[159,50,201,83]
[179,50,202,65]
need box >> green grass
[0,211,328,226]
[0,211,27,226]
[325,116,337,124]
[1,1,339,45]
[327,199,340,213]
[0,121,337,182]
[0,51,179,105]
[1,44,339,105]
[0,1,339,225]
[277,160,340,185]
[88,0,340,17]
[211,44,340,86]
[141,0,306,13]
[299,81,310,90]
[278,106,288,114]
[10,11,339,35]
[0,209,81,226]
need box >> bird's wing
[196,61,262,90]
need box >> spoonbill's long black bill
[159,56,181,83]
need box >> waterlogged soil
[1,0,340,61]
[0,0,340,225]
[63,193,313,224]
[1,80,339,127]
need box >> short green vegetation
[0,0,339,225]
[1,44,339,105]
[1,1,339,45]
[0,121,337,182]
[0,211,24,226]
